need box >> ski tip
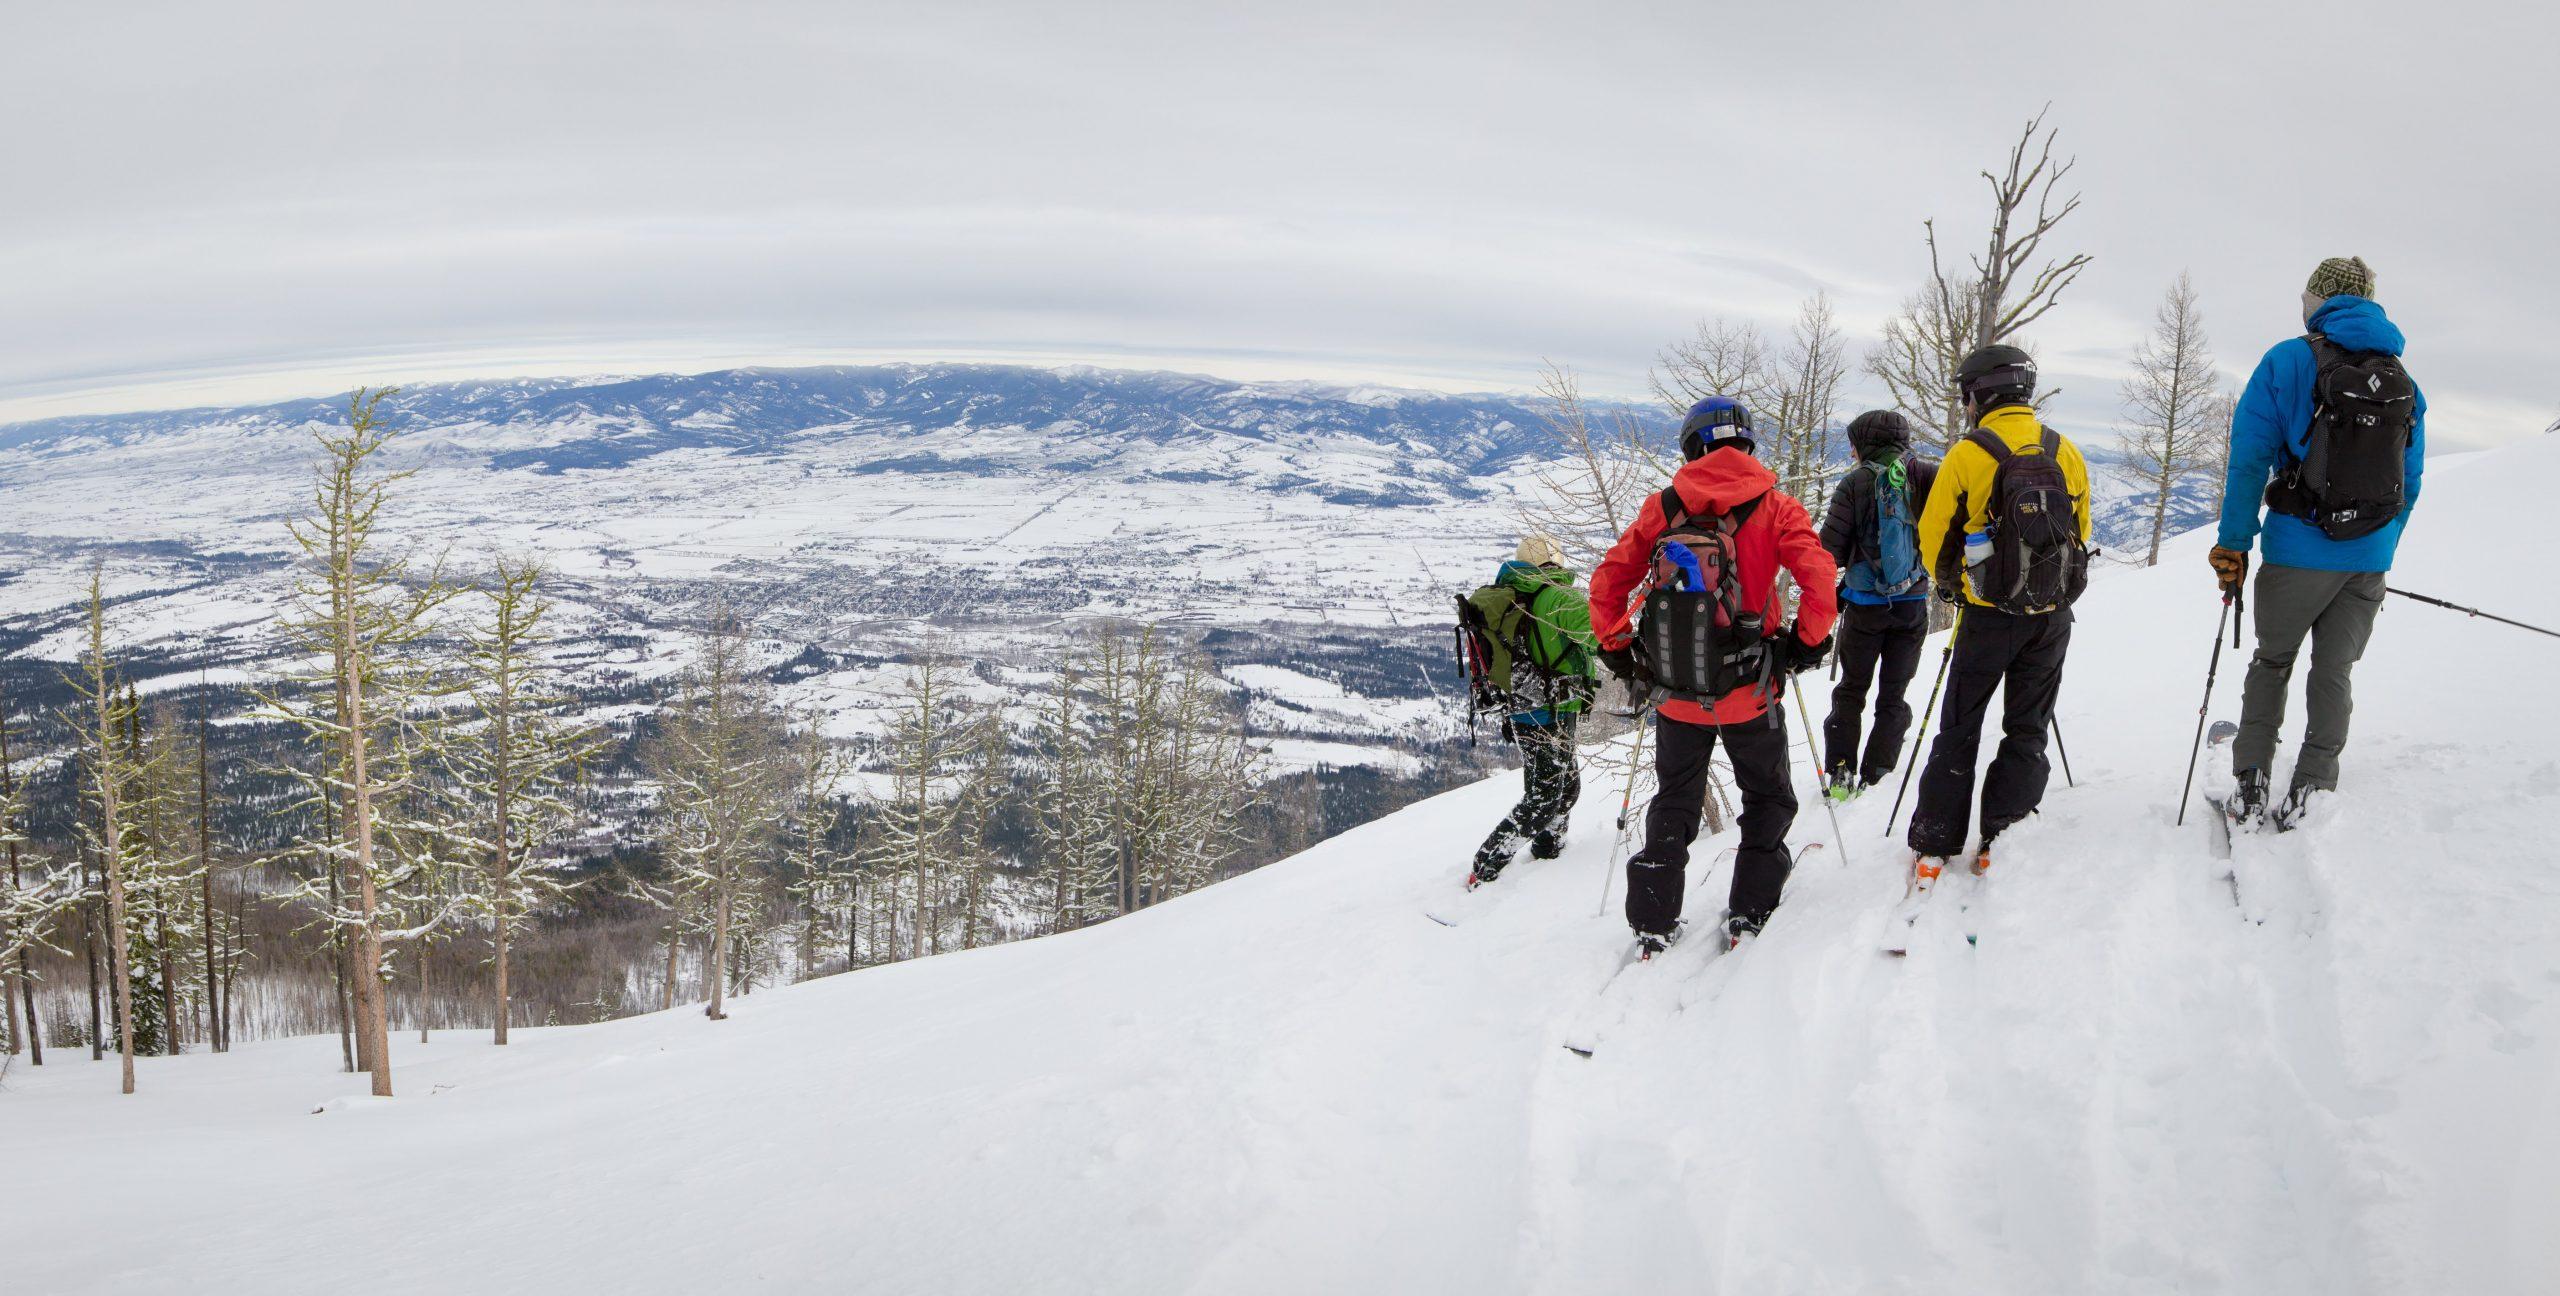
[1562,1044,1596,1058]
[1423,912,1458,928]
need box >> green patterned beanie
[2306,256,2376,300]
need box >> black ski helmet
[1954,344,2036,408]
[1846,409,1913,456]
[1678,396,1755,460]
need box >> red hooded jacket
[1587,448,1839,726]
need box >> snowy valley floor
[9,441,2560,1295]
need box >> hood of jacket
[1667,445,1778,516]
[2309,295,2406,355]
[1846,411,1913,460]
[1496,560,1576,595]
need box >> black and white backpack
[2265,336,2418,541]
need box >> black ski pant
[1475,713,1582,876]
[1906,605,2071,859]
[1625,709,1796,937]
[1823,599,1928,787]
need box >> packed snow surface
[7,440,2558,1294]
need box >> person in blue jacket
[2208,256,2426,829]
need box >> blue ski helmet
[1679,396,1755,460]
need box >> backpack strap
[1963,427,2012,464]
[2038,428,2060,459]
[1657,484,1765,531]
[1657,485,1687,529]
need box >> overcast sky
[5,0,2554,444]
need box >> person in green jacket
[1469,535,1601,887]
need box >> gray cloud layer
[5,0,2553,443]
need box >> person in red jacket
[1589,397,1838,950]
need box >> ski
[2199,721,2241,900]
[1561,923,1697,1057]
[1561,843,1816,1056]
[1881,859,1943,957]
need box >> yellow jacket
[1916,404,2093,609]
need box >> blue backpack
[1846,456,1926,599]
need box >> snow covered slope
[6,438,2549,1295]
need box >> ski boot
[1971,845,1992,876]
[1529,830,1566,861]
[1719,908,1764,951]
[1635,922,1687,961]
[2271,783,2320,833]
[1823,763,1862,805]
[2228,767,2270,829]
[1909,852,1947,896]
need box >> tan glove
[2208,546,2249,597]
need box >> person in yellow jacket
[1904,344,2092,888]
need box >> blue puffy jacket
[2216,295,2427,572]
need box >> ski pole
[1790,672,1850,868]
[1886,606,1961,837]
[1594,709,1653,918]
[2174,593,2240,826]
[2385,587,2560,640]
[2050,717,2074,788]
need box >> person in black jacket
[1817,410,1940,799]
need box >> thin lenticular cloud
[3,0,2552,444]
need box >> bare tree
[453,557,593,1043]
[1763,292,1852,507]
[124,699,202,1055]
[648,608,790,1020]
[1511,363,1672,571]
[1651,317,1775,414]
[1872,106,2092,447]
[1030,653,1114,935]
[193,686,225,1052]
[1865,279,1983,450]
[2196,389,2239,512]
[782,713,857,977]
[2,685,76,1068]
[1034,625,1259,926]
[2120,273,2227,564]
[69,567,142,1093]
[264,387,462,1096]
[862,650,999,958]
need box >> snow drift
[8,438,2560,1295]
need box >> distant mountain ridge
[0,361,2213,549]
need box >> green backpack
[1455,581,1592,716]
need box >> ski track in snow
[6,445,2560,1293]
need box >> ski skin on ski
[1561,843,1822,1058]
[2200,721,2243,905]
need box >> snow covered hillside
[0,365,2206,774]
[7,397,2483,1296]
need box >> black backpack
[1962,427,2087,615]
[1636,487,1770,703]
[2265,335,2418,541]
